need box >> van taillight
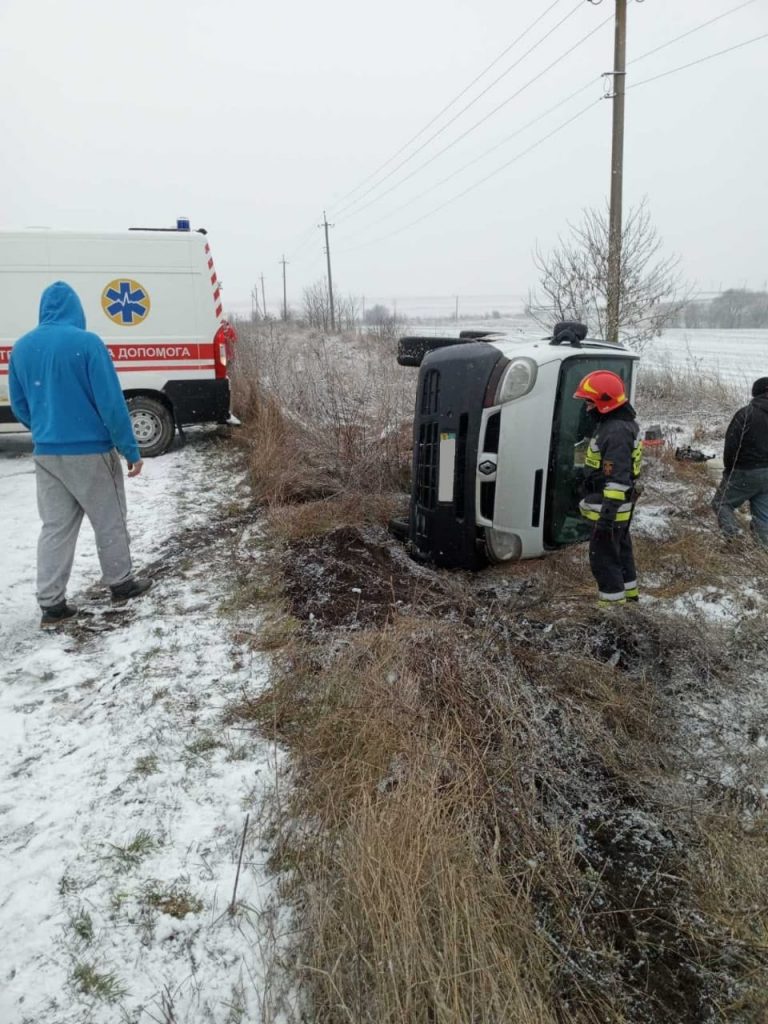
[213,326,229,379]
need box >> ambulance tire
[127,396,176,458]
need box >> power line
[335,12,612,225]
[281,2,577,262]
[329,0,759,242]
[629,30,768,89]
[330,0,588,220]
[343,78,600,237]
[336,98,603,254]
[628,0,760,67]
[333,0,761,235]
[335,28,768,257]
[328,0,572,213]
[288,2,765,283]
[334,0,762,245]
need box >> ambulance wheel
[127,396,175,457]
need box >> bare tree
[527,199,688,351]
[337,293,361,332]
[302,280,333,332]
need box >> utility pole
[454,295,459,321]
[279,255,289,320]
[605,0,627,344]
[319,211,335,332]
[260,273,267,319]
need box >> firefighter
[573,370,642,607]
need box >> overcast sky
[1,0,766,314]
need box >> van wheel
[127,396,175,457]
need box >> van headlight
[495,358,537,404]
[485,528,522,563]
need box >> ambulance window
[544,357,633,548]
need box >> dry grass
[268,491,403,545]
[231,623,560,1023]
[228,324,768,1023]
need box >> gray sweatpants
[35,450,134,608]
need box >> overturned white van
[396,324,640,569]
[0,221,236,456]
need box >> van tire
[127,396,175,457]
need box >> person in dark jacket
[574,369,643,607]
[711,377,768,547]
[9,282,152,628]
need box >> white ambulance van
[395,324,640,569]
[0,220,236,456]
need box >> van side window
[544,357,633,548]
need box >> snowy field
[0,432,286,1024]
[643,327,768,385]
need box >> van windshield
[544,356,634,548]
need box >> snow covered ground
[0,433,287,1024]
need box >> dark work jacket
[723,396,768,471]
[580,404,641,527]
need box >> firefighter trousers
[588,522,637,604]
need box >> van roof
[486,331,640,363]
[0,229,203,241]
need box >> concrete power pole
[605,0,627,344]
[279,255,289,320]
[319,211,335,332]
[260,273,267,319]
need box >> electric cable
[281,1,577,259]
[285,3,764,281]
[335,13,612,224]
[333,0,760,241]
[334,28,768,256]
[347,77,601,235]
[629,30,768,90]
[328,0,572,212]
[334,0,757,230]
[627,0,760,68]
[330,0,588,220]
[336,97,603,254]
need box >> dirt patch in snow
[281,524,463,628]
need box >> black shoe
[40,602,78,629]
[110,577,153,603]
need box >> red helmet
[573,370,628,414]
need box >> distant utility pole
[454,295,459,321]
[260,273,267,318]
[319,211,335,332]
[279,254,289,320]
[605,0,627,344]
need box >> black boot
[110,577,153,603]
[40,602,78,629]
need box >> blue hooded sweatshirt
[9,282,141,463]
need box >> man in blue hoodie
[9,281,152,627]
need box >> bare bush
[231,320,416,508]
